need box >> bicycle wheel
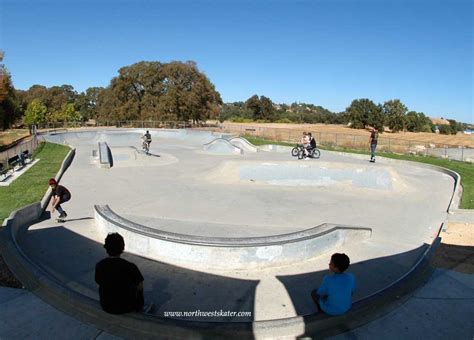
[313,149,321,159]
[291,147,299,157]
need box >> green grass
[242,135,474,209]
[0,142,71,222]
[243,135,295,147]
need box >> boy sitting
[311,253,356,315]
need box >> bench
[8,155,21,170]
[0,162,9,180]
[22,150,33,162]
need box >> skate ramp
[202,138,243,154]
[106,146,178,168]
[207,160,401,191]
[239,162,394,190]
[228,137,259,153]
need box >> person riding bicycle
[142,130,152,153]
[301,132,310,158]
[308,132,317,150]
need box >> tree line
[0,59,223,129]
[222,96,470,134]
[0,53,470,134]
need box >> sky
[1,0,473,124]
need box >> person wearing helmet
[48,178,71,221]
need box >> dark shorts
[59,193,71,204]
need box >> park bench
[8,155,21,170]
[22,150,33,162]
[0,162,10,180]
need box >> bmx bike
[291,144,321,159]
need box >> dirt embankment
[432,223,474,274]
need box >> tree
[97,61,222,122]
[23,99,48,125]
[245,95,261,120]
[0,51,20,130]
[346,99,383,130]
[405,111,432,132]
[259,96,274,120]
[76,87,104,121]
[383,99,408,132]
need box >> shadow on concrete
[20,226,258,321]
[432,243,474,274]
[276,245,428,317]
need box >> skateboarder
[369,127,378,162]
[48,178,71,222]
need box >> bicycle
[297,147,321,160]
[291,144,304,157]
[142,140,151,155]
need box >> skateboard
[55,218,67,223]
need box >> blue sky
[1,0,473,123]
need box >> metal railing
[216,124,474,163]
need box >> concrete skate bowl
[1,128,463,338]
[40,128,229,146]
[2,201,442,339]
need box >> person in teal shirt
[311,253,356,315]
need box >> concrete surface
[0,128,466,337]
[20,129,454,320]
[0,287,119,339]
[330,268,474,340]
[0,266,471,339]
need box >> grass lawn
[243,135,473,209]
[0,142,71,222]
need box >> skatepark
[1,128,461,338]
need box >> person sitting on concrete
[95,233,153,314]
[311,253,356,316]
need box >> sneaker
[59,211,67,218]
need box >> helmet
[48,178,57,185]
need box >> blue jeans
[370,144,377,159]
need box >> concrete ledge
[95,205,372,270]
[98,142,112,168]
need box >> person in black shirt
[95,233,146,314]
[48,178,71,220]
[308,132,317,150]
